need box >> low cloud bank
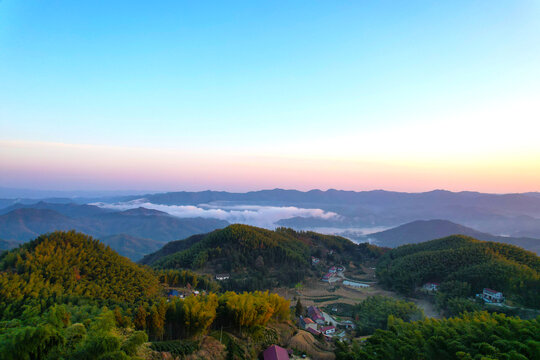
[93,200,339,228]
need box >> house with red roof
[481,288,504,303]
[299,316,317,331]
[263,345,289,360]
[321,325,336,335]
[307,305,325,324]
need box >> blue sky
[1,1,539,192]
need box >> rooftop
[263,345,290,360]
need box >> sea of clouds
[93,199,340,228]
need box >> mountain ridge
[0,206,229,260]
[358,219,540,254]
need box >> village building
[311,256,320,265]
[299,316,318,331]
[306,327,321,337]
[307,306,325,324]
[481,288,504,303]
[422,282,440,292]
[328,266,337,273]
[321,325,336,335]
[263,345,290,360]
[321,273,334,282]
[215,273,230,281]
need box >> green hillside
[376,235,540,308]
[143,224,385,290]
[336,312,540,360]
[0,230,293,360]
[0,231,160,305]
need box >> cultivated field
[274,265,441,319]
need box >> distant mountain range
[0,202,229,260]
[110,189,540,238]
[2,189,540,258]
[357,219,540,254]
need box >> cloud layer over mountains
[94,200,339,228]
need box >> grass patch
[309,295,342,303]
[322,302,355,317]
[150,340,199,357]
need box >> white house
[320,325,336,335]
[422,282,440,292]
[215,273,230,281]
[482,288,504,303]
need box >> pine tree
[295,298,304,317]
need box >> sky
[1,0,539,193]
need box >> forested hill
[0,231,160,305]
[377,235,540,308]
[142,224,386,289]
[360,219,540,254]
[0,230,293,359]
[139,233,207,266]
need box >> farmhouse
[299,316,317,331]
[263,345,290,360]
[215,273,230,281]
[306,327,320,337]
[422,282,440,292]
[321,273,334,282]
[307,306,325,324]
[481,288,504,303]
[321,325,336,335]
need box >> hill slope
[0,205,229,245]
[376,235,540,308]
[0,200,112,217]
[99,233,165,261]
[360,219,540,254]
[0,208,83,240]
[142,224,386,290]
[0,231,159,303]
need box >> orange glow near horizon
[1,140,538,193]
